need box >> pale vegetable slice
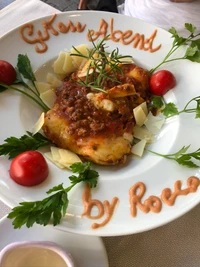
[44,152,65,169]
[45,147,81,169]
[133,104,147,127]
[131,139,147,157]
[70,44,89,67]
[58,148,82,165]
[63,52,77,74]
[51,146,62,162]
[118,56,134,64]
[32,112,45,135]
[133,125,154,143]
[40,90,56,109]
[140,102,148,116]
[35,82,52,94]
[144,112,165,134]
[46,73,63,87]
[53,51,67,74]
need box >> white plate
[0,11,200,236]
[0,215,108,267]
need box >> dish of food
[0,11,200,236]
[0,215,108,267]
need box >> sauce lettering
[20,14,86,53]
[87,18,161,53]
[129,182,162,217]
[129,176,199,218]
[82,184,119,229]
[20,14,161,53]
[161,176,200,206]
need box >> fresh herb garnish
[0,131,51,159]
[155,95,200,118]
[71,35,132,92]
[150,23,200,74]
[0,54,49,112]
[151,95,165,109]
[147,145,200,168]
[7,162,99,229]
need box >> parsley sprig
[0,131,51,159]
[152,95,200,118]
[150,23,200,74]
[7,162,99,229]
[147,145,200,168]
[0,54,49,112]
[71,35,132,92]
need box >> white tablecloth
[1,1,200,267]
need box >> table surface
[1,1,200,267]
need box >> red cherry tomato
[150,70,176,96]
[0,60,16,85]
[9,151,49,187]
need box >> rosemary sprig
[150,23,200,74]
[71,35,132,92]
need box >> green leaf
[161,103,179,117]
[7,162,99,229]
[151,96,164,109]
[70,162,89,173]
[47,184,65,194]
[0,131,51,159]
[172,145,190,159]
[185,23,196,34]
[17,54,36,82]
[186,50,200,63]
[195,100,200,118]
[176,155,199,168]
[147,145,200,168]
[169,27,178,37]
[185,46,198,57]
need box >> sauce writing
[129,176,199,218]
[82,184,119,229]
[129,182,162,217]
[87,18,161,53]
[20,14,161,53]
[20,14,86,53]
[161,176,200,206]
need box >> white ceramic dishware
[0,11,200,236]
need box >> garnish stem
[0,83,49,112]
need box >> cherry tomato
[9,151,49,187]
[0,60,16,85]
[149,70,176,96]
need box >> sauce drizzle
[20,14,161,53]
[129,182,162,217]
[82,184,119,229]
[161,176,200,206]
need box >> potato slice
[40,90,56,109]
[35,82,52,94]
[70,44,89,67]
[44,152,65,169]
[32,112,45,135]
[53,51,67,75]
[133,125,154,143]
[58,148,82,165]
[131,139,147,157]
[63,52,77,74]
[133,104,147,127]
[46,73,63,87]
